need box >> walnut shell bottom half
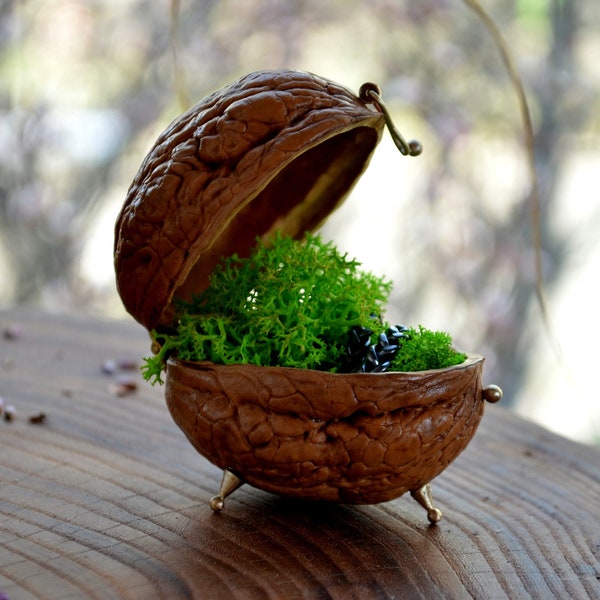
[165,355,485,505]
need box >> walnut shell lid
[114,69,385,332]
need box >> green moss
[391,326,466,372]
[143,232,391,383]
[142,232,465,384]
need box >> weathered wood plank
[1,308,599,599]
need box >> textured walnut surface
[114,69,488,508]
[165,355,485,504]
[114,69,384,331]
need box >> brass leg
[410,483,443,524]
[210,469,244,512]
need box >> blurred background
[1,0,599,444]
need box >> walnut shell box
[114,69,502,523]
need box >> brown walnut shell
[114,69,384,331]
[114,69,499,513]
[165,355,485,504]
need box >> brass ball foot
[209,496,225,512]
[411,483,443,524]
[209,469,244,513]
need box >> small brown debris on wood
[116,357,139,371]
[102,357,139,375]
[3,323,22,340]
[3,405,15,422]
[111,377,138,397]
[28,412,47,424]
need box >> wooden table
[1,308,599,599]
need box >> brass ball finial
[483,385,503,404]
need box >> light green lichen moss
[142,232,465,384]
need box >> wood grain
[1,308,599,599]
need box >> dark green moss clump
[391,326,466,372]
[142,232,465,384]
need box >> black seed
[339,322,410,374]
